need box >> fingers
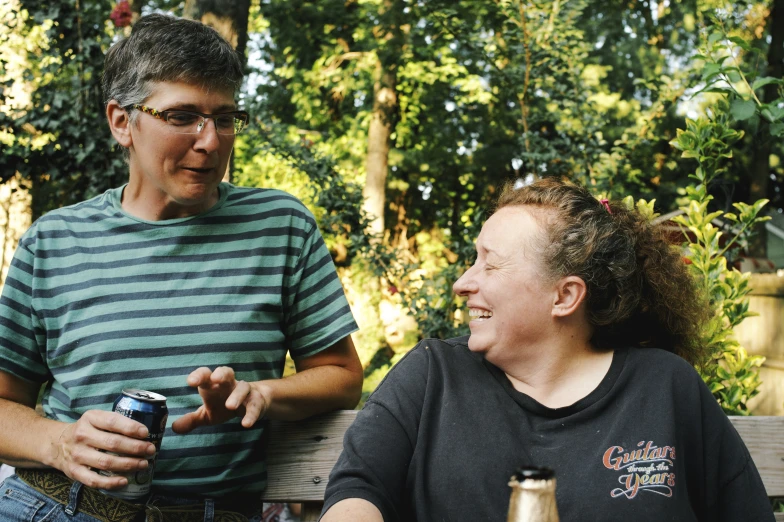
[226,381,267,428]
[188,366,236,389]
[63,447,148,490]
[77,411,155,455]
[210,366,236,385]
[82,409,149,440]
[239,385,267,428]
[72,468,129,490]
[55,410,157,490]
[224,379,249,410]
[186,366,214,387]
[69,445,150,473]
[171,410,202,435]
[180,366,266,430]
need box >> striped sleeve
[282,208,357,359]
[0,226,49,383]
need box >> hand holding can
[49,408,157,490]
[98,389,168,499]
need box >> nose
[453,264,478,296]
[193,117,223,152]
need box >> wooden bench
[262,411,784,521]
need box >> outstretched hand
[171,366,268,434]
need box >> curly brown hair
[496,178,709,365]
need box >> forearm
[253,363,362,421]
[0,398,65,468]
[321,499,384,522]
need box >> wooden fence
[735,273,784,416]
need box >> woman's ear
[106,100,133,148]
[552,276,587,318]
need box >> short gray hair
[102,13,244,112]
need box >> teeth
[469,309,493,319]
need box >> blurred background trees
[1,0,782,408]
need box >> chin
[178,184,217,201]
[466,335,489,354]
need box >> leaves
[675,27,771,414]
[730,99,757,121]
[3,0,780,410]
[2,0,127,219]
[751,76,783,91]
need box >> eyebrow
[165,103,239,113]
[477,243,499,257]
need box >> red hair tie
[600,199,612,214]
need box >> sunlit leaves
[674,31,769,413]
[2,0,127,217]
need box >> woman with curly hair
[321,178,773,522]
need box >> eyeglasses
[127,104,250,135]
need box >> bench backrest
[262,410,358,503]
[262,411,784,520]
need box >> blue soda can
[100,389,168,500]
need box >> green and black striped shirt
[0,183,358,495]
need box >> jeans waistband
[15,468,257,522]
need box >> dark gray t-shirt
[323,337,773,521]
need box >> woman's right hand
[50,409,156,489]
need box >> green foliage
[2,0,781,413]
[694,20,784,135]
[669,26,776,413]
[0,0,127,220]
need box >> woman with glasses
[0,13,362,522]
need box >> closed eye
[215,115,239,129]
[166,111,200,126]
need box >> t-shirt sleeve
[321,343,431,521]
[695,375,775,521]
[716,453,775,522]
[282,207,358,360]
[0,230,48,383]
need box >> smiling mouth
[469,309,493,320]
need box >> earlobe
[552,276,587,318]
[106,100,133,148]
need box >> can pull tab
[136,392,154,399]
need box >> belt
[15,468,253,522]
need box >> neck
[121,180,219,221]
[501,336,614,409]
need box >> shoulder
[616,347,717,413]
[222,185,317,229]
[224,185,313,213]
[18,192,115,250]
[625,347,701,380]
[390,335,472,369]
[361,337,472,423]
[34,192,113,225]
[622,347,737,428]
[370,336,475,397]
[418,335,471,352]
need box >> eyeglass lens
[165,111,246,135]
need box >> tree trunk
[182,0,251,61]
[363,62,397,237]
[748,0,783,258]
[362,0,403,238]
[129,0,143,25]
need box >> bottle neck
[506,478,559,522]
